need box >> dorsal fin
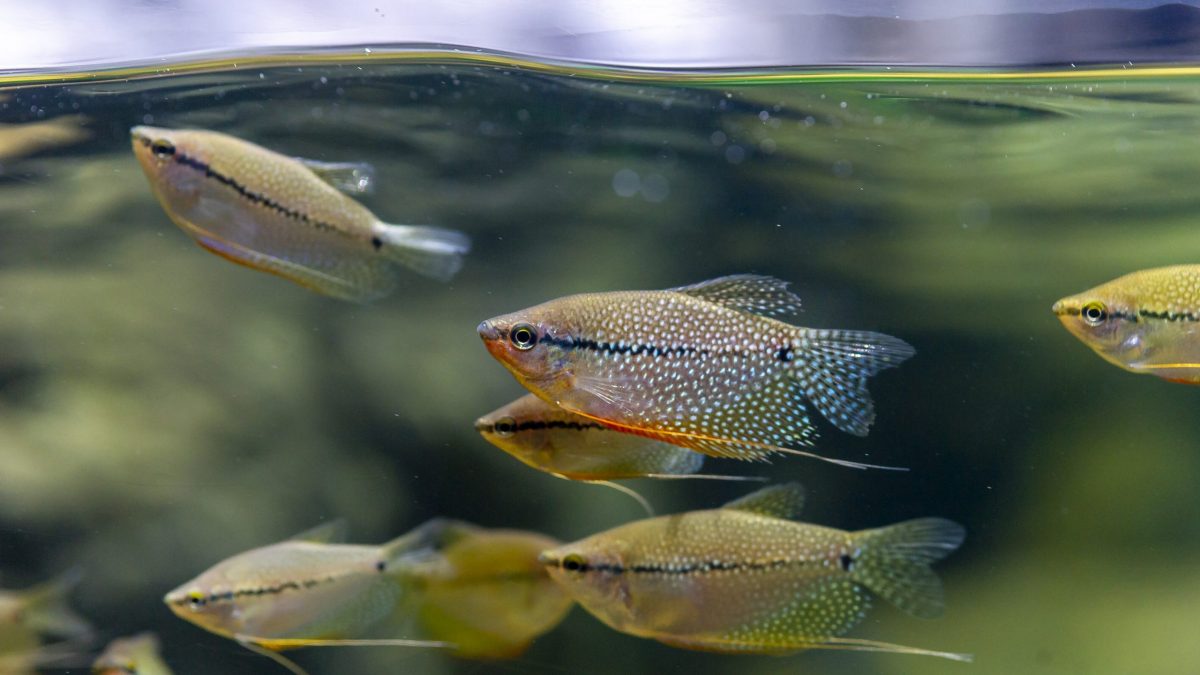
[721,483,806,519]
[287,519,347,544]
[381,518,482,567]
[294,157,376,194]
[670,275,803,317]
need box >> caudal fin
[850,518,965,619]
[795,329,915,436]
[17,569,93,639]
[376,223,470,282]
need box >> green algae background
[1,60,1199,674]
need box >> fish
[477,275,914,467]
[0,571,93,675]
[401,520,573,659]
[130,126,470,302]
[476,393,744,481]
[0,570,92,642]
[91,633,173,675]
[163,520,450,655]
[165,518,570,670]
[539,483,969,661]
[1053,265,1200,383]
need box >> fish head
[163,565,241,638]
[474,396,555,468]
[130,126,206,204]
[477,306,574,393]
[1053,284,1147,368]
[538,537,632,622]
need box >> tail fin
[375,223,470,282]
[850,518,965,619]
[795,329,915,436]
[17,569,93,639]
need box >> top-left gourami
[130,126,470,303]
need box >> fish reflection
[130,126,469,302]
[1054,265,1200,383]
[478,275,913,468]
[404,520,572,659]
[540,483,969,661]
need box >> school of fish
[1,125,1000,675]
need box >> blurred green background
[1,59,1199,674]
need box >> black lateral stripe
[184,574,342,607]
[540,334,709,358]
[516,419,607,432]
[553,558,816,576]
[171,152,349,238]
[476,419,607,434]
[1139,308,1200,322]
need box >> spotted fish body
[478,276,914,464]
[92,633,173,675]
[1053,265,1200,383]
[405,521,573,659]
[539,484,967,660]
[475,394,705,480]
[163,521,442,650]
[130,126,469,302]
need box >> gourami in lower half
[539,483,969,661]
[92,633,173,675]
[130,126,469,302]
[1053,265,1200,383]
[165,519,569,672]
[478,275,913,468]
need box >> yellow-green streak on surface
[8,49,1200,91]
[540,484,968,660]
[1053,265,1200,384]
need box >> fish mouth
[1050,299,1075,316]
[129,126,153,146]
[477,320,501,342]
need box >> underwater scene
[1,52,1200,674]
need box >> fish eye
[1082,301,1108,326]
[186,591,206,609]
[561,554,586,573]
[509,323,538,351]
[150,139,176,156]
[494,416,517,437]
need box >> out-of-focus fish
[0,115,90,166]
[0,570,92,643]
[1053,265,1200,383]
[477,275,913,468]
[401,520,572,659]
[130,126,469,302]
[539,484,969,661]
[0,571,93,675]
[163,520,449,654]
[92,633,172,675]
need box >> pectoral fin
[296,158,375,194]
